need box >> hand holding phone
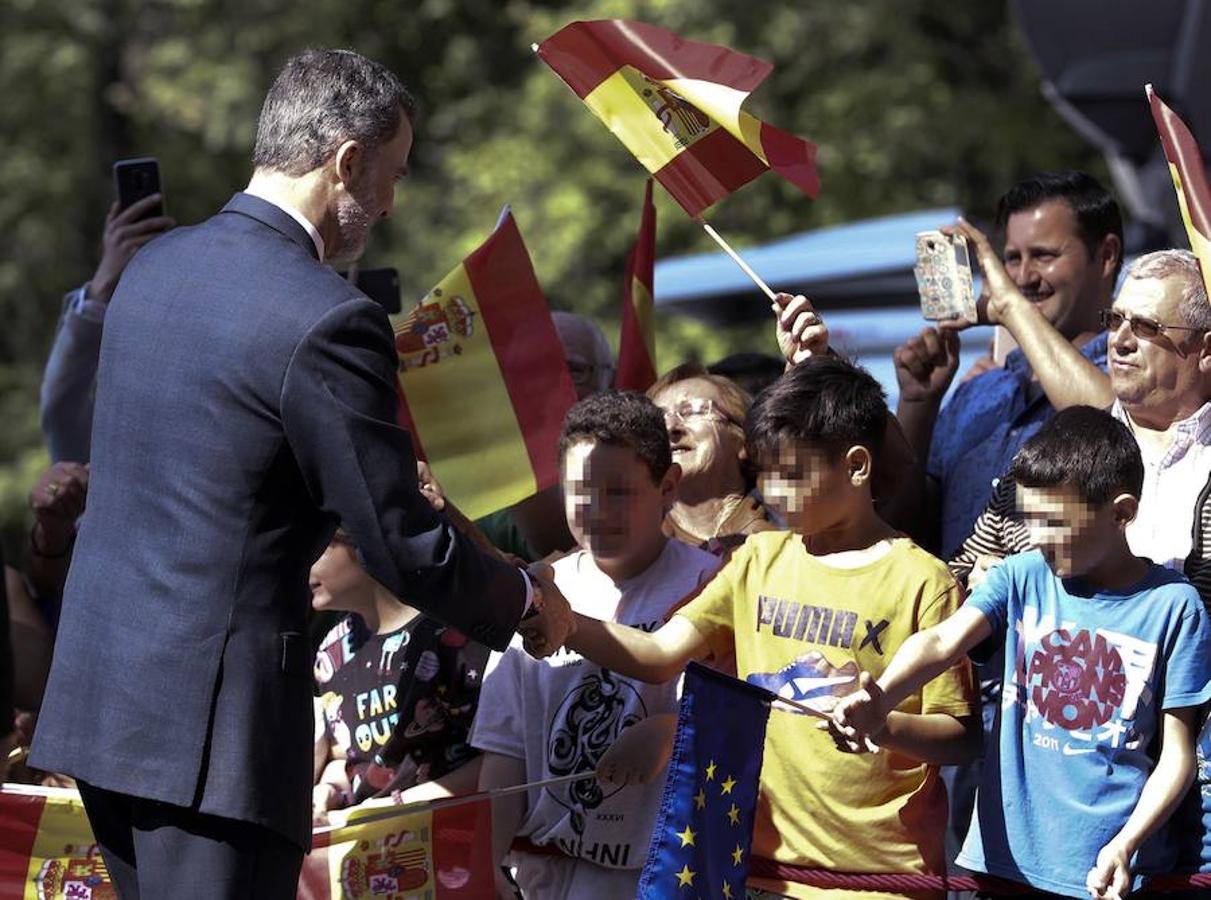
[113,157,164,219]
[914,230,976,323]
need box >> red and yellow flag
[0,784,493,900]
[300,797,494,899]
[615,178,658,391]
[393,209,576,520]
[1147,83,1211,298]
[537,19,820,218]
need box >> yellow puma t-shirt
[677,532,976,900]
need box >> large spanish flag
[615,178,658,391]
[1148,84,1211,298]
[392,208,576,520]
[0,785,107,899]
[537,19,820,218]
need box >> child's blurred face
[758,440,863,535]
[562,439,675,564]
[1016,484,1115,578]
[309,541,368,611]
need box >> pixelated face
[1003,200,1104,336]
[757,442,853,534]
[328,113,414,263]
[651,377,745,485]
[1109,274,1205,413]
[1016,483,1105,577]
[562,439,672,562]
[309,541,368,611]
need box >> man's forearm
[1001,300,1112,410]
[895,398,943,463]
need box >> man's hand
[894,327,960,404]
[1086,840,1131,900]
[939,218,1031,333]
[773,292,829,366]
[89,196,175,303]
[416,460,446,513]
[966,554,1004,593]
[517,563,576,658]
[830,672,889,752]
[312,782,342,826]
[29,462,88,555]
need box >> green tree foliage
[0,0,1102,554]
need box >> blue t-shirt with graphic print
[956,550,1211,898]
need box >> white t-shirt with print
[471,538,720,899]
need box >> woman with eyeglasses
[647,364,776,553]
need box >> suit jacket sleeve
[281,297,525,650]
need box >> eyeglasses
[1100,309,1206,340]
[661,398,740,427]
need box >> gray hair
[552,311,615,394]
[252,49,416,177]
[1125,249,1211,332]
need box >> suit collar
[221,192,321,261]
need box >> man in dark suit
[31,49,574,899]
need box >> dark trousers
[78,781,303,900]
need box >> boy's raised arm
[833,605,992,744]
[1086,706,1200,900]
[566,613,710,684]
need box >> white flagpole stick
[768,692,881,754]
[695,218,777,301]
[312,771,593,836]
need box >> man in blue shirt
[895,171,1123,559]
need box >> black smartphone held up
[337,267,402,314]
[113,157,164,218]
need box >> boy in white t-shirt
[470,390,720,899]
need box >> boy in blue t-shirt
[834,406,1211,900]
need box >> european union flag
[637,662,773,899]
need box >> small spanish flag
[0,785,107,898]
[537,19,819,218]
[392,208,576,520]
[1147,84,1211,298]
[616,178,658,391]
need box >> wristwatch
[520,569,545,621]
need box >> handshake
[516,562,577,659]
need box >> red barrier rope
[746,855,1211,894]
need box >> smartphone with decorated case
[914,230,976,322]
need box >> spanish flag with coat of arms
[392,208,577,520]
[537,19,820,218]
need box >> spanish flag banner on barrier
[536,19,820,218]
[299,796,494,899]
[0,784,494,900]
[615,178,658,391]
[392,208,577,520]
[1147,84,1211,299]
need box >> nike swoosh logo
[1062,744,1096,756]
[780,675,854,696]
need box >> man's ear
[845,445,872,486]
[333,139,363,188]
[1098,233,1123,282]
[1198,332,1211,374]
[661,463,683,513]
[1112,492,1139,529]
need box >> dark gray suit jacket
[31,193,526,848]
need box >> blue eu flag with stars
[637,661,773,899]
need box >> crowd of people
[4,47,1211,900]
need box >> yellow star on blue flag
[636,663,774,899]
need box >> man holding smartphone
[40,192,174,463]
[31,49,574,899]
[894,171,1122,559]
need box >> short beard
[328,188,372,264]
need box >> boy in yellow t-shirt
[564,355,979,899]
